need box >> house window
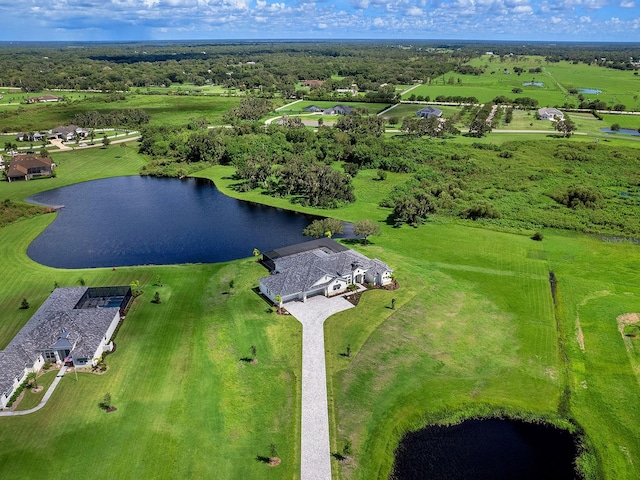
[333,284,342,291]
[43,351,56,362]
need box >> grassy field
[0,94,242,132]
[403,56,640,110]
[276,100,392,115]
[135,84,238,95]
[326,223,568,479]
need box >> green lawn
[276,100,392,115]
[0,219,302,479]
[326,223,566,479]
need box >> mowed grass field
[277,100,392,116]
[0,94,242,132]
[404,56,640,110]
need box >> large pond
[26,176,340,269]
[391,419,579,480]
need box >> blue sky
[2,0,639,42]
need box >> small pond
[580,88,602,94]
[391,419,579,480]
[26,176,347,269]
[523,81,543,87]
[599,128,640,136]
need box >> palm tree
[27,371,38,389]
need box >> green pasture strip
[545,233,640,479]
[0,95,242,132]
[134,84,237,95]
[405,57,640,110]
[326,224,562,479]
[596,113,640,130]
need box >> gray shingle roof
[260,247,391,298]
[416,106,443,118]
[0,287,120,397]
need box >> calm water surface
[27,176,333,268]
[391,419,579,480]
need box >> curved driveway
[285,295,355,480]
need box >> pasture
[0,94,242,132]
[404,56,640,111]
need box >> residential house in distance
[538,107,564,121]
[303,104,353,115]
[416,106,443,119]
[323,104,353,115]
[0,286,132,409]
[26,94,62,104]
[259,238,393,304]
[50,125,90,142]
[16,132,46,142]
[6,155,54,182]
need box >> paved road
[0,366,67,417]
[285,295,355,480]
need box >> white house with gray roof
[537,107,564,121]
[259,239,392,304]
[0,286,131,409]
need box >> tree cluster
[72,109,150,129]
[552,186,603,209]
[401,117,459,138]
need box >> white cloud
[551,15,562,23]
[407,6,423,15]
[373,16,386,26]
[580,15,591,22]
[620,0,634,6]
